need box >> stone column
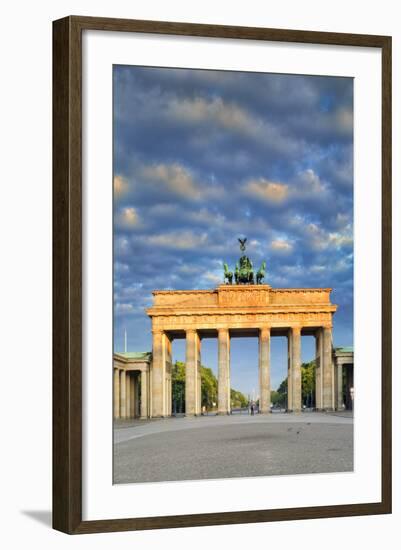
[135,374,140,417]
[185,329,200,416]
[125,372,131,418]
[167,377,171,417]
[218,328,230,414]
[165,336,172,417]
[315,329,323,410]
[197,366,202,415]
[114,368,120,419]
[141,369,149,419]
[322,326,334,410]
[290,327,302,412]
[130,374,136,417]
[259,327,271,414]
[120,370,127,418]
[151,330,166,417]
[287,331,292,411]
[197,337,202,415]
[336,363,344,410]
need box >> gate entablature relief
[150,313,334,332]
[146,285,337,331]
[218,284,271,306]
[146,285,337,321]
[152,289,218,308]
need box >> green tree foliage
[274,360,317,408]
[275,378,288,407]
[270,390,281,405]
[301,360,316,407]
[230,388,248,408]
[172,361,186,413]
[277,377,288,395]
[200,366,218,409]
[171,361,247,412]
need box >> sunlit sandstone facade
[113,352,151,419]
[138,284,339,418]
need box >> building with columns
[333,347,354,411]
[113,283,342,419]
[113,352,151,419]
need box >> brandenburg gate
[113,241,339,419]
[146,283,337,417]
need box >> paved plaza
[113,412,353,484]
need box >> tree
[172,361,186,413]
[200,366,218,409]
[270,390,281,405]
[230,388,248,408]
[275,377,288,407]
[277,377,288,395]
[301,360,316,407]
[274,360,317,409]
[171,361,247,412]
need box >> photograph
[0,0,394,542]
[112,64,355,485]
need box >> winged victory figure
[238,237,247,252]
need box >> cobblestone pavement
[113,412,353,484]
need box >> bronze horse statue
[236,255,254,284]
[256,261,266,284]
[222,237,267,285]
[223,263,233,284]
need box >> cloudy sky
[113,65,353,394]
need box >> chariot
[223,238,267,285]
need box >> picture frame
[53,15,392,534]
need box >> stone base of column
[216,410,230,415]
[259,409,271,414]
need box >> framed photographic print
[53,16,392,534]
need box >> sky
[113,65,353,394]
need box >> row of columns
[113,368,150,419]
[151,326,335,417]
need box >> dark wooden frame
[53,15,392,534]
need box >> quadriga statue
[223,237,267,285]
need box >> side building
[113,352,151,419]
[333,346,354,411]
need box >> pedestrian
[250,403,254,416]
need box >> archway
[229,333,258,413]
[270,335,288,411]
